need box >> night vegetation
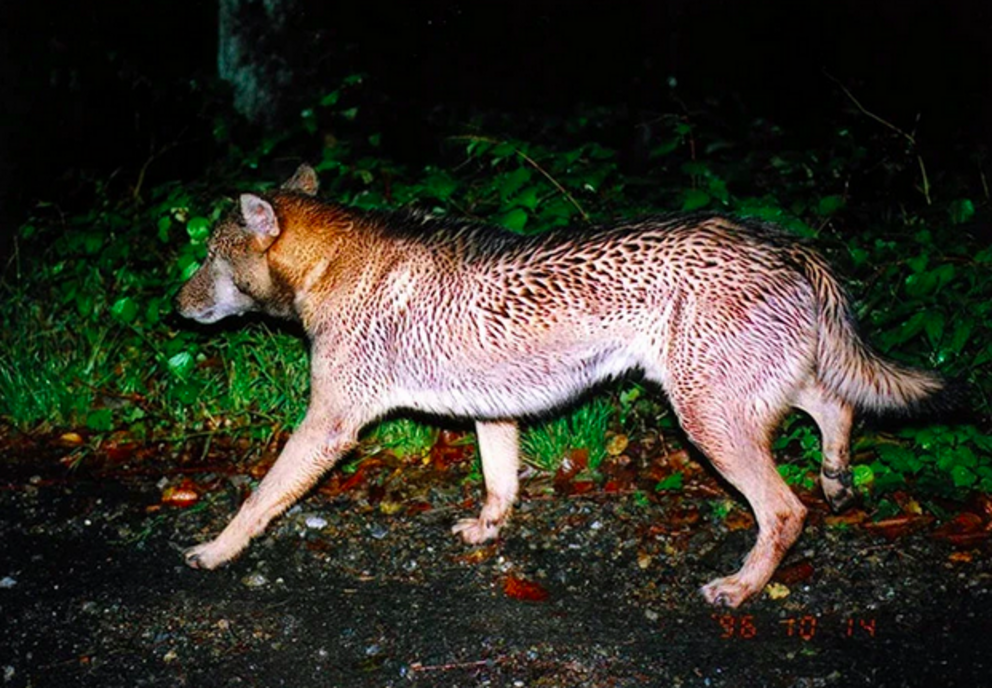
[2,70,989,520]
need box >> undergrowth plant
[1,74,990,511]
[521,398,614,473]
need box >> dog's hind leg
[452,420,520,544]
[794,382,856,513]
[675,401,807,608]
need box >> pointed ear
[281,164,319,196]
[240,194,280,251]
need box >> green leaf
[75,293,94,318]
[951,445,978,468]
[500,167,533,200]
[111,297,139,324]
[491,142,516,159]
[948,198,975,225]
[650,137,680,158]
[816,195,846,216]
[497,208,529,232]
[301,108,317,135]
[186,217,211,244]
[423,170,458,201]
[924,310,945,349]
[680,161,711,178]
[512,186,541,211]
[707,177,730,204]
[681,189,711,211]
[974,343,992,367]
[852,464,874,488]
[931,263,956,291]
[946,319,973,355]
[849,247,869,267]
[171,382,200,406]
[319,90,340,107]
[157,216,172,243]
[877,443,919,474]
[167,351,195,379]
[180,259,201,281]
[951,465,977,488]
[86,408,114,432]
[906,254,928,274]
[885,310,927,348]
[655,471,684,492]
[145,299,162,326]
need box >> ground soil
[1,433,991,688]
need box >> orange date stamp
[712,614,878,641]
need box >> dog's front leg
[452,420,520,544]
[185,407,358,569]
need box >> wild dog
[175,164,943,607]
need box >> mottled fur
[175,165,943,607]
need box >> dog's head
[175,165,320,324]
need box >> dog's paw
[700,575,753,608]
[184,540,234,570]
[451,517,500,545]
[823,469,857,513]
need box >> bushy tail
[795,247,944,413]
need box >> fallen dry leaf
[452,547,496,565]
[948,551,973,564]
[606,433,629,456]
[931,512,989,547]
[248,455,276,480]
[773,560,815,585]
[863,515,933,540]
[765,582,790,600]
[824,509,868,527]
[161,478,200,508]
[567,480,596,495]
[554,449,589,486]
[724,509,755,532]
[503,575,549,602]
[58,432,85,447]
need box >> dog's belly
[386,340,643,419]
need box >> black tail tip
[911,376,976,423]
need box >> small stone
[0,576,16,589]
[241,572,268,588]
[305,515,328,530]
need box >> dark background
[1,0,990,232]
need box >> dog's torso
[288,208,817,422]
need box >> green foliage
[858,425,992,498]
[1,73,989,507]
[521,399,614,473]
[365,419,439,461]
[655,471,684,492]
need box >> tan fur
[175,164,943,607]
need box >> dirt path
[2,454,991,687]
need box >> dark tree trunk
[218,0,300,127]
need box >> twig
[450,134,590,221]
[410,658,497,673]
[825,71,932,205]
